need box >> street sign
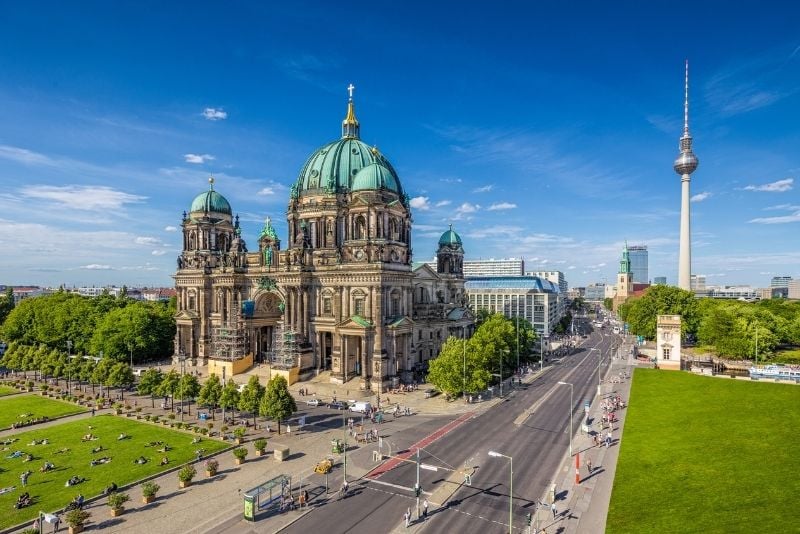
[584,401,590,414]
[420,463,439,472]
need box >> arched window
[355,215,367,239]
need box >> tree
[0,286,14,326]
[198,373,223,420]
[603,297,613,311]
[623,285,699,340]
[259,375,296,434]
[137,368,164,408]
[91,358,115,397]
[220,378,240,423]
[177,373,201,415]
[106,362,135,400]
[427,338,491,398]
[156,369,180,410]
[238,375,265,428]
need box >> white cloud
[690,192,711,202]
[134,236,163,246]
[472,185,494,193]
[151,250,168,256]
[764,204,800,211]
[19,185,146,211]
[82,264,112,270]
[743,178,793,192]
[203,108,228,121]
[257,187,276,196]
[435,200,452,207]
[456,202,479,214]
[410,196,431,210]
[749,210,800,224]
[184,153,216,164]
[568,265,576,270]
[487,202,517,211]
[164,226,178,232]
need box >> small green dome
[189,178,232,221]
[438,225,462,246]
[352,163,399,192]
[294,138,403,196]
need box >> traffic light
[414,484,421,497]
[526,513,532,526]
[464,474,471,486]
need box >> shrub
[141,481,160,498]
[204,458,219,474]
[232,447,248,461]
[65,509,91,527]
[107,491,130,510]
[220,425,229,433]
[200,428,208,435]
[178,464,197,482]
[135,407,142,413]
[253,438,267,452]
[233,427,246,439]
[168,413,176,420]
[206,422,214,429]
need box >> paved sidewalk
[539,340,638,534]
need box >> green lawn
[607,370,800,533]
[0,415,228,529]
[0,385,18,396]
[0,394,87,429]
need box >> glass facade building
[628,245,648,284]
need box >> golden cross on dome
[347,83,355,100]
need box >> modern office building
[462,258,525,277]
[771,276,792,288]
[788,280,800,300]
[465,276,564,337]
[525,270,567,294]
[584,283,605,302]
[627,245,648,284]
[690,274,706,291]
[704,286,758,300]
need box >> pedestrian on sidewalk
[551,502,558,518]
[404,507,411,527]
[550,482,557,503]
[586,458,593,474]
[423,499,428,519]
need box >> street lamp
[462,339,467,403]
[557,381,574,457]
[178,353,186,423]
[515,315,520,373]
[488,450,513,534]
[128,342,134,369]
[590,347,601,397]
[540,334,549,372]
[66,341,72,391]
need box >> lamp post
[515,315,520,373]
[128,342,134,369]
[590,347,601,397]
[342,409,348,482]
[179,353,186,423]
[462,339,467,403]
[557,381,574,457]
[66,341,72,391]
[488,450,513,534]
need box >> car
[329,400,348,410]
[306,398,323,407]
[424,389,440,399]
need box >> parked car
[306,398,323,407]
[329,400,348,410]
[349,401,372,413]
[424,389,440,399]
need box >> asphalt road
[282,322,622,534]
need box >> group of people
[11,416,49,429]
[65,476,85,487]
[90,456,111,467]
[14,491,31,509]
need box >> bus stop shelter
[243,474,292,521]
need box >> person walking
[404,508,410,528]
[551,502,558,518]
[20,470,30,487]
[586,458,593,475]
[423,499,429,519]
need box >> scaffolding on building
[268,323,300,369]
[211,315,248,361]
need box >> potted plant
[253,438,268,457]
[204,458,219,477]
[141,481,160,504]
[178,464,197,488]
[233,426,246,444]
[107,491,130,516]
[65,509,91,534]
[232,447,248,465]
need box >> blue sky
[1,1,799,289]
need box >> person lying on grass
[90,457,111,466]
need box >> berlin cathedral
[173,90,473,392]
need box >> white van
[350,401,372,413]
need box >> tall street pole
[516,315,519,372]
[462,339,466,403]
[557,381,573,457]
[416,448,421,519]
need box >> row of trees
[618,285,800,360]
[0,291,176,364]
[137,371,297,433]
[427,313,538,398]
[0,341,135,396]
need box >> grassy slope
[607,369,800,533]
[0,415,227,529]
[0,385,18,396]
[0,394,87,428]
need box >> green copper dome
[352,163,399,192]
[189,178,232,220]
[294,138,403,196]
[438,225,462,246]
